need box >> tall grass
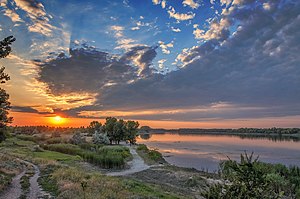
[41,144,131,169]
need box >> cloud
[13,0,55,36]
[2,8,23,23]
[12,106,39,113]
[161,0,166,8]
[171,27,181,32]
[152,0,160,5]
[193,18,231,41]
[89,0,300,121]
[27,0,300,123]
[158,41,174,54]
[183,0,200,9]
[167,7,195,21]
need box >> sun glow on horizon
[50,115,66,125]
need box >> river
[137,133,300,172]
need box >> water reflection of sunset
[137,134,300,151]
[138,133,300,171]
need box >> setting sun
[50,116,65,125]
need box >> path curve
[107,146,150,176]
[0,170,26,199]
[0,159,51,199]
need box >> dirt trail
[0,170,26,199]
[107,146,150,176]
[0,159,51,199]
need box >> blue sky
[0,0,300,127]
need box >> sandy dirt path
[107,146,150,176]
[0,170,26,199]
[0,159,51,199]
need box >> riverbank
[0,137,215,198]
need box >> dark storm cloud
[37,44,158,95]
[36,0,300,121]
[12,106,39,113]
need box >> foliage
[92,131,110,145]
[50,167,181,199]
[136,144,164,164]
[87,121,102,135]
[203,152,300,199]
[70,131,86,145]
[41,143,131,169]
[90,117,140,145]
[45,137,67,144]
[137,144,149,151]
[0,36,15,142]
[38,165,60,197]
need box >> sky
[0,0,300,128]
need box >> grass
[20,174,30,199]
[0,136,194,198]
[0,171,13,193]
[42,143,132,169]
[38,165,60,197]
[49,167,184,199]
[136,144,165,165]
[33,150,81,162]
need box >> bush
[70,132,86,145]
[41,144,82,155]
[41,144,130,169]
[137,144,149,151]
[46,137,67,145]
[148,150,162,161]
[16,135,41,143]
[203,152,300,199]
[92,131,110,145]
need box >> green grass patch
[123,179,182,199]
[38,165,60,197]
[33,150,81,162]
[41,143,132,169]
[0,171,13,193]
[20,174,30,199]
[16,135,41,143]
[137,144,165,165]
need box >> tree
[104,117,118,144]
[125,120,139,145]
[113,119,126,144]
[0,36,15,142]
[87,121,102,135]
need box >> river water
[137,133,300,172]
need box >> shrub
[92,131,110,145]
[70,132,86,145]
[16,135,41,143]
[137,144,149,151]
[46,137,67,145]
[41,144,130,169]
[203,152,300,199]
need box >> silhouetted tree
[0,36,15,142]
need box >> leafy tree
[0,36,15,142]
[88,121,102,135]
[104,117,118,144]
[113,119,126,144]
[125,120,139,145]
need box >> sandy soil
[0,170,26,199]
[107,146,150,176]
